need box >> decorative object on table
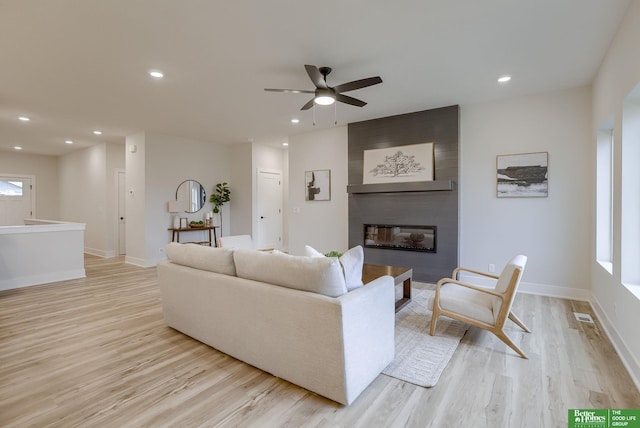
[167,200,183,229]
[363,142,434,184]
[176,179,206,212]
[497,152,548,198]
[305,170,330,201]
[189,220,205,228]
[209,182,231,230]
[179,217,188,229]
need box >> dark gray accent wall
[348,105,459,282]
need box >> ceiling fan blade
[333,76,382,93]
[300,98,316,110]
[336,93,367,107]
[305,65,327,89]
[264,88,315,94]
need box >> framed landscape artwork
[496,152,548,198]
[305,170,331,201]
[362,142,434,184]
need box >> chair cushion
[165,243,236,276]
[495,255,527,293]
[432,282,498,325]
[304,245,364,292]
[234,249,348,297]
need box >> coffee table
[362,264,413,312]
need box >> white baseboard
[458,274,591,301]
[84,247,117,258]
[0,269,86,292]
[590,296,640,392]
[124,255,156,268]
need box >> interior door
[117,170,126,255]
[0,176,33,226]
[256,170,282,250]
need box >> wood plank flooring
[1,255,638,427]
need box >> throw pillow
[304,245,364,292]
[165,242,236,276]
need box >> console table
[169,226,218,246]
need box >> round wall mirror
[176,180,206,213]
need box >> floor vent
[573,312,595,323]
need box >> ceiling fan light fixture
[314,89,336,105]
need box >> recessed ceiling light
[149,70,164,79]
[65,140,74,145]
[282,142,289,147]
[93,130,102,135]
[18,116,30,122]
[14,146,23,150]
[291,118,300,124]
[498,75,512,83]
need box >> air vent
[573,312,594,323]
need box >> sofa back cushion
[165,243,236,276]
[233,249,348,297]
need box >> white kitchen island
[0,219,86,291]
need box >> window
[621,83,640,293]
[0,180,23,196]
[596,117,613,273]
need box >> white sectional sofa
[157,243,395,405]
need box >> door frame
[0,173,36,220]
[255,168,283,250]
[114,168,126,256]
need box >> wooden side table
[168,226,218,246]
[362,264,413,312]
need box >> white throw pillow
[233,249,348,297]
[165,242,236,276]
[304,245,364,292]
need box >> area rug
[382,285,468,387]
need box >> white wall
[288,126,348,255]
[460,86,592,300]
[229,143,253,236]
[126,132,232,267]
[591,0,640,387]
[0,151,59,220]
[59,142,125,257]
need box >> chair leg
[429,309,439,336]
[508,312,531,333]
[494,329,528,359]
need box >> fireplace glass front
[363,224,436,252]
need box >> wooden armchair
[429,255,531,358]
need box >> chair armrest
[436,277,505,300]
[452,266,500,280]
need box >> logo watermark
[568,409,640,428]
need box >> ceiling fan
[265,65,382,110]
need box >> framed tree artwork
[305,170,331,201]
[362,142,434,184]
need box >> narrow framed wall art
[305,170,331,201]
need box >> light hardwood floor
[1,255,638,427]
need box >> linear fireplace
[363,224,436,253]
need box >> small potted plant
[210,182,231,230]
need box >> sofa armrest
[337,275,395,404]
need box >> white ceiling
[0,0,631,156]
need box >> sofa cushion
[165,242,236,276]
[304,245,364,292]
[234,249,348,297]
